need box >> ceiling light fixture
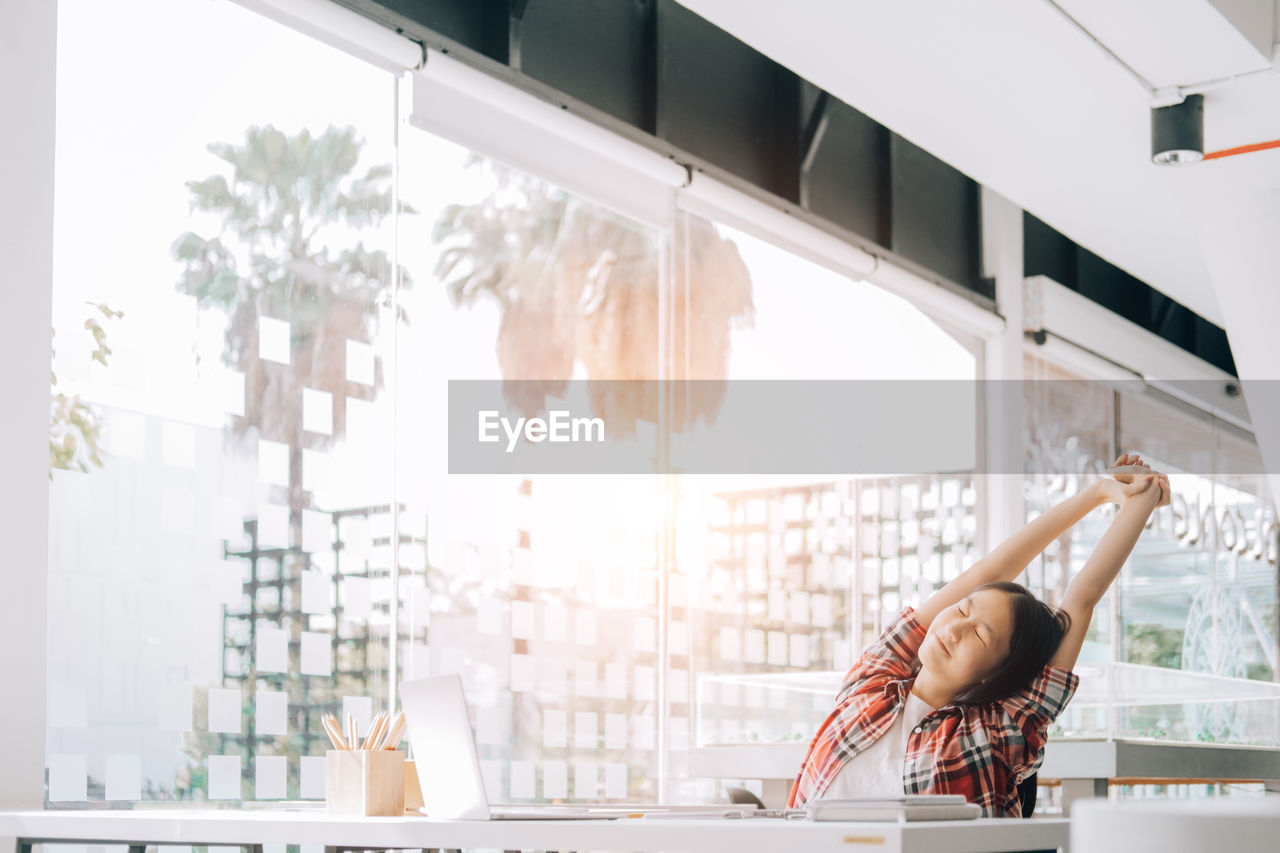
[1151,94,1204,165]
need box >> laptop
[398,674,615,820]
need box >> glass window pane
[50,0,397,805]
[1022,353,1117,613]
[680,216,980,802]
[1025,352,1280,750]
[397,127,667,801]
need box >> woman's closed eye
[956,603,987,646]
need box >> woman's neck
[910,669,954,709]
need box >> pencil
[381,711,407,750]
[364,712,388,750]
[321,714,348,750]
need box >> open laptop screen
[399,674,492,820]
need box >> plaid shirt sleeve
[836,607,927,703]
[994,663,1080,779]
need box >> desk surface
[692,738,1280,781]
[0,809,1069,853]
[1039,737,1280,780]
[1071,796,1280,852]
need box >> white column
[978,187,1027,560]
[1197,190,1280,516]
[0,0,55,827]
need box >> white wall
[1199,190,1280,515]
[0,0,55,824]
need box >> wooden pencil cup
[325,750,405,816]
[403,759,424,811]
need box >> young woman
[788,454,1171,817]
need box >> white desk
[692,738,1280,813]
[1071,796,1280,852]
[1038,738,1280,814]
[0,808,1069,853]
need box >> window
[1024,352,1279,750]
[393,130,669,800]
[49,0,399,805]
[49,0,996,811]
[675,217,980,798]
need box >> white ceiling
[676,0,1280,328]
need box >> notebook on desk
[806,795,981,822]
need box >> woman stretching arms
[788,455,1170,817]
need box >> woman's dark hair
[949,581,1072,706]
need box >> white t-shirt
[817,690,936,799]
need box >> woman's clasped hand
[1094,452,1171,508]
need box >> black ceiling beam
[333,0,1231,373]
[333,0,989,303]
[1023,212,1235,376]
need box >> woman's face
[919,588,1015,691]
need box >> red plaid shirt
[787,606,1079,817]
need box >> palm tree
[171,124,410,800]
[433,156,754,438]
[172,124,410,511]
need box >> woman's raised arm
[1049,473,1167,670]
[913,454,1152,631]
